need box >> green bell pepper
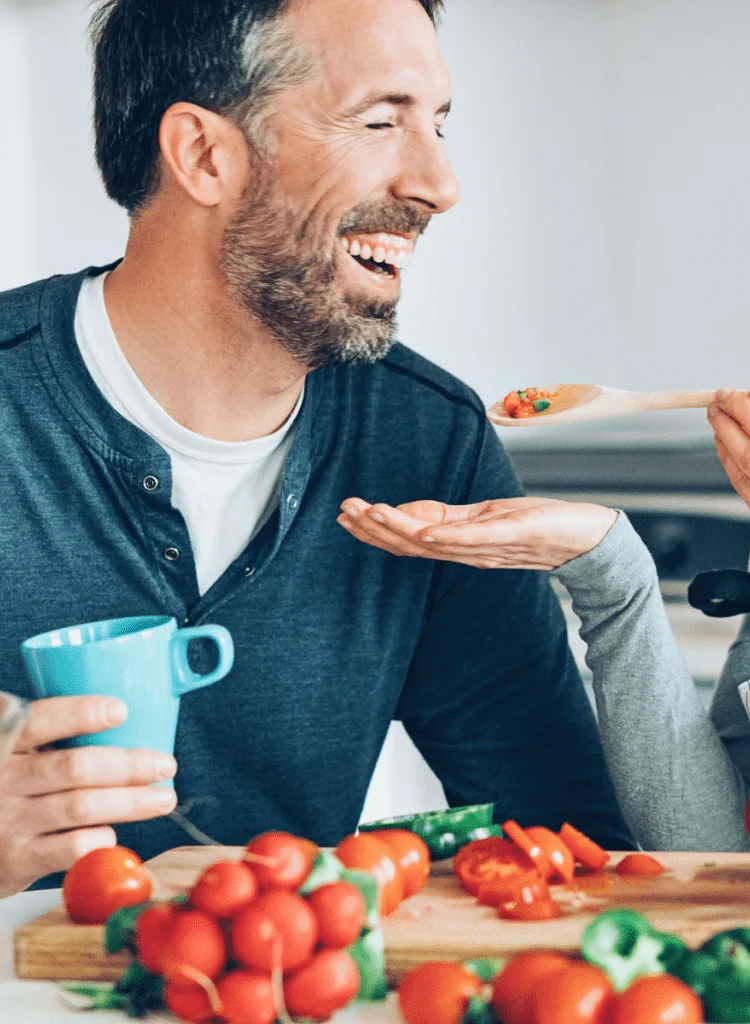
[359,804,500,860]
[581,908,688,992]
[672,929,750,1023]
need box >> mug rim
[21,615,175,652]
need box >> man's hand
[0,696,177,897]
[338,496,618,571]
[708,389,750,509]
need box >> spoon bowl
[487,384,716,427]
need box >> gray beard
[220,186,401,371]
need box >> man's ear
[158,102,251,207]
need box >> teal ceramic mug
[20,616,234,782]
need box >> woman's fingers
[715,438,750,506]
[713,388,750,429]
[337,512,428,558]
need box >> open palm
[337,496,618,571]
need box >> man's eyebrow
[342,93,452,118]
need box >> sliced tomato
[453,837,523,872]
[525,827,575,884]
[476,870,547,908]
[614,853,665,877]
[559,823,610,872]
[498,895,562,922]
[502,820,553,881]
[454,841,531,897]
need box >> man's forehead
[284,0,450,107]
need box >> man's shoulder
[0,276,50,349]
[373,342,486,422]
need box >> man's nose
[391,130,460,215]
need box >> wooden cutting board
[13,848,750,986]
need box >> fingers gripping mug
[20,616,234,783]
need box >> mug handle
[170,626,235,698]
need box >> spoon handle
[635,389,716,411]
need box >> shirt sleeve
[711,613,750,791]
[394,421,636,851]
[556,512,749,852]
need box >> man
[0,0,633,896]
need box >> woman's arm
[339,497,750,851]
[556,513,749,852]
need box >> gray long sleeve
[554,513,749,852]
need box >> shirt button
[164,547,180,562]
[143,475,159,492]
[286,493,299,511]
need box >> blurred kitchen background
[2,0,750,821]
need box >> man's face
[220,0,459,370]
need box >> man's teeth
[340,236,410,269]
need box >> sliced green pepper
[581,908,687,992]
[533,399,551,412]
[360,804,498,860]
[672,930,750,1023]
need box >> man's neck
[103,236,306,443]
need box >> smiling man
[0,0,633,895]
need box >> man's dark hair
[91,0,444,217]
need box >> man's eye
[367,122,395,131]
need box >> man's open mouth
[340,233,413,281]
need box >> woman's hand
[708,389,750,509]
[338,496,618,571]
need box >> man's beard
[220,174,430,371]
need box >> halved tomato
[476,870,547,908]
[559,823,610,872]
[502,820,553,881]
[525,827,575,884]
[614,853,665,877]
[454,839,531,897]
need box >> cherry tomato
[398,961,485,1024]
[231,888,318,974]
[62,846,152,925]
[283,948,360,1020]
[491,951,571,1024]
[189,860,258,919]
[135,902,181,973]
[610,974,704,1024]
[217,970,278,1024]
[162,909,227,981]
[367,828,431,898]
[335,833,403,916]
[454,839,531,897]
[163,976,216,1023]
[559,823,610,872]
[525,826,575,884]
[502,820,553,880]
[614,853,665,877]
[533,963,615,1024]
[245,831,315,890]
[307,881,367,948]
[504,391,522,416]
[477,870,547,907]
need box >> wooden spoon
[487,384,716,427]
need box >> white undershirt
[74,273,302,596]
